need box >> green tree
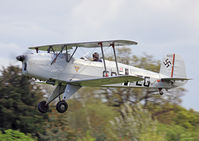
[0,66,48,138]
[39,108,78,141]
[173,107,199,129]
[0,129,35,141]
[77,131,95,141]
[67,88,118,141]
[110,104,166,141]
[158,124,194,141]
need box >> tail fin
[160,54,187,78]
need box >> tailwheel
[56,100,68,113]
[159,91,164,95]
[158,88,164,95]
[38,101,49,113]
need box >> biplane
[16,40,189,113]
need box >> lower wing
[68,75,143,87]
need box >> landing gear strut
[56,100,68,113]
[38,101,49,113]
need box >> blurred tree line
[0,47,198,141]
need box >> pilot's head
[93,52,99,61]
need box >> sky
[0,0,198,111]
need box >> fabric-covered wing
[68,75,143,87]
[29,44,73,52]
[29,40,137,51]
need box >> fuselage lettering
[136,76,150,87]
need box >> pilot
[93,52,102,62]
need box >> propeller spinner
[16,55,25,62]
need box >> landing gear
[38,100,68,113]
[158,88,164,95]
[56,100,68,113]
[37,84,80,113]
[38,101,49,113]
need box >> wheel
[38,101,49,113]
[159,91,164,95]
[158,88,164,95]
[56,100,68,113]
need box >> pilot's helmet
[93,52,99,61]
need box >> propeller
[8,49,31,66]
[16,55,25,62]
[15,50,32,62]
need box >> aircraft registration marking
[135,76,150,87]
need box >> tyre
[56,100,68,113]
[38,101,49,113]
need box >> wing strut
[51,46,65,65]
[51,45,78,65]
[48,46,55,53]
[99,42,108,77]
[65,45,68,62]
[68,46,78,62]
[111,43,119,75]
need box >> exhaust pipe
[16,55,25,62]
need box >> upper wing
[29,40,137,51]
[68,75,143,87]
[29,44,73,52]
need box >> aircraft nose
[16,55,25,62]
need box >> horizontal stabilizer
[69,75,143,87]
[161,78,190,81]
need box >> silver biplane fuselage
[17,40,188,113]
[23,53,185,89]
